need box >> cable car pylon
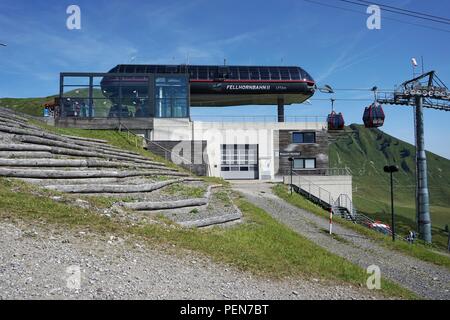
[376,70,450,243]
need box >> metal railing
[334,193,354,217]
[287,172,335,209]
[287,172,408,241]
[292,167,351,176]
[191,115,327,124]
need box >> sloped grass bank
[0,178,416,299]
[273,184,450,270]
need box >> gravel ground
[232,181,450,300]
[0,220,383,300]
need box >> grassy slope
[273,184,450,270]
[0,177,416,299]
[0,89,111,117]
[330,124,450,249]
[0,96,54,117]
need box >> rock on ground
[0,220,382,300]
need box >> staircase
[289,174,356,222]
[289,175,407,240]
[332,206,356,221]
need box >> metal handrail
[289,171,408,241]
[191,115,327,124]
[290,171,335,208]
[334,193,354,216]
[291,167,351,176]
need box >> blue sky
[0,0,449,158]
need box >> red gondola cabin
[327,111,345,130]
[363,103,385,128]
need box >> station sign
[279,151,301,157]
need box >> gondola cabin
[363,103,385,128]
[327,111,345,130]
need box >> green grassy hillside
[0,96,54,116]
[0,89,112,117]
[330,124,450,248]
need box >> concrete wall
[146,140,208,176]
[284,175,353,210]
[151,119,326,180]
[55,117,154,130]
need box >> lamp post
[288,157,294,195]
[384,165,399,241]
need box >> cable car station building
[56,64,352,203]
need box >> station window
[292,132,316,143]
[125,65,136,73]
[293,158,316,169]
[189,66,198,79]
[289,68,301,80]
[239,67,249,80]
[280,68,291,80]
[249,67,260,80]
[259,67,270,80]
[147,65,156,73]
[269,67,280,80]
[135,65,146,73]
[209,66,218,79]
[229,67,239,80]
[198,67,208,79]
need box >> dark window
[280,67,291,80]
[269,67,280,80]
[301,69,314,81]
[198,67,208,79]
[249,67,260,80]
[166,65,178,73]
[147,65,156,73]
[209,66,218,79]
[289,67,301,80]
[293,158,316,169]
[217,66,229,79]
[156,65,166,73]
[239,67,249,80]
[229,67,239,80]
[189,66,198,79]
[292,132,316,143]
[125,65,135,73]
[136,65,146,73]
[259,67,270,80]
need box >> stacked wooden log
[0,108,241,227]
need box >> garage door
[220,144,258,180]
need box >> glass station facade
[59,73,189,119]
[109,64,314,81]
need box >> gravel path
[232,182,450,300]
[0,220,383,300]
